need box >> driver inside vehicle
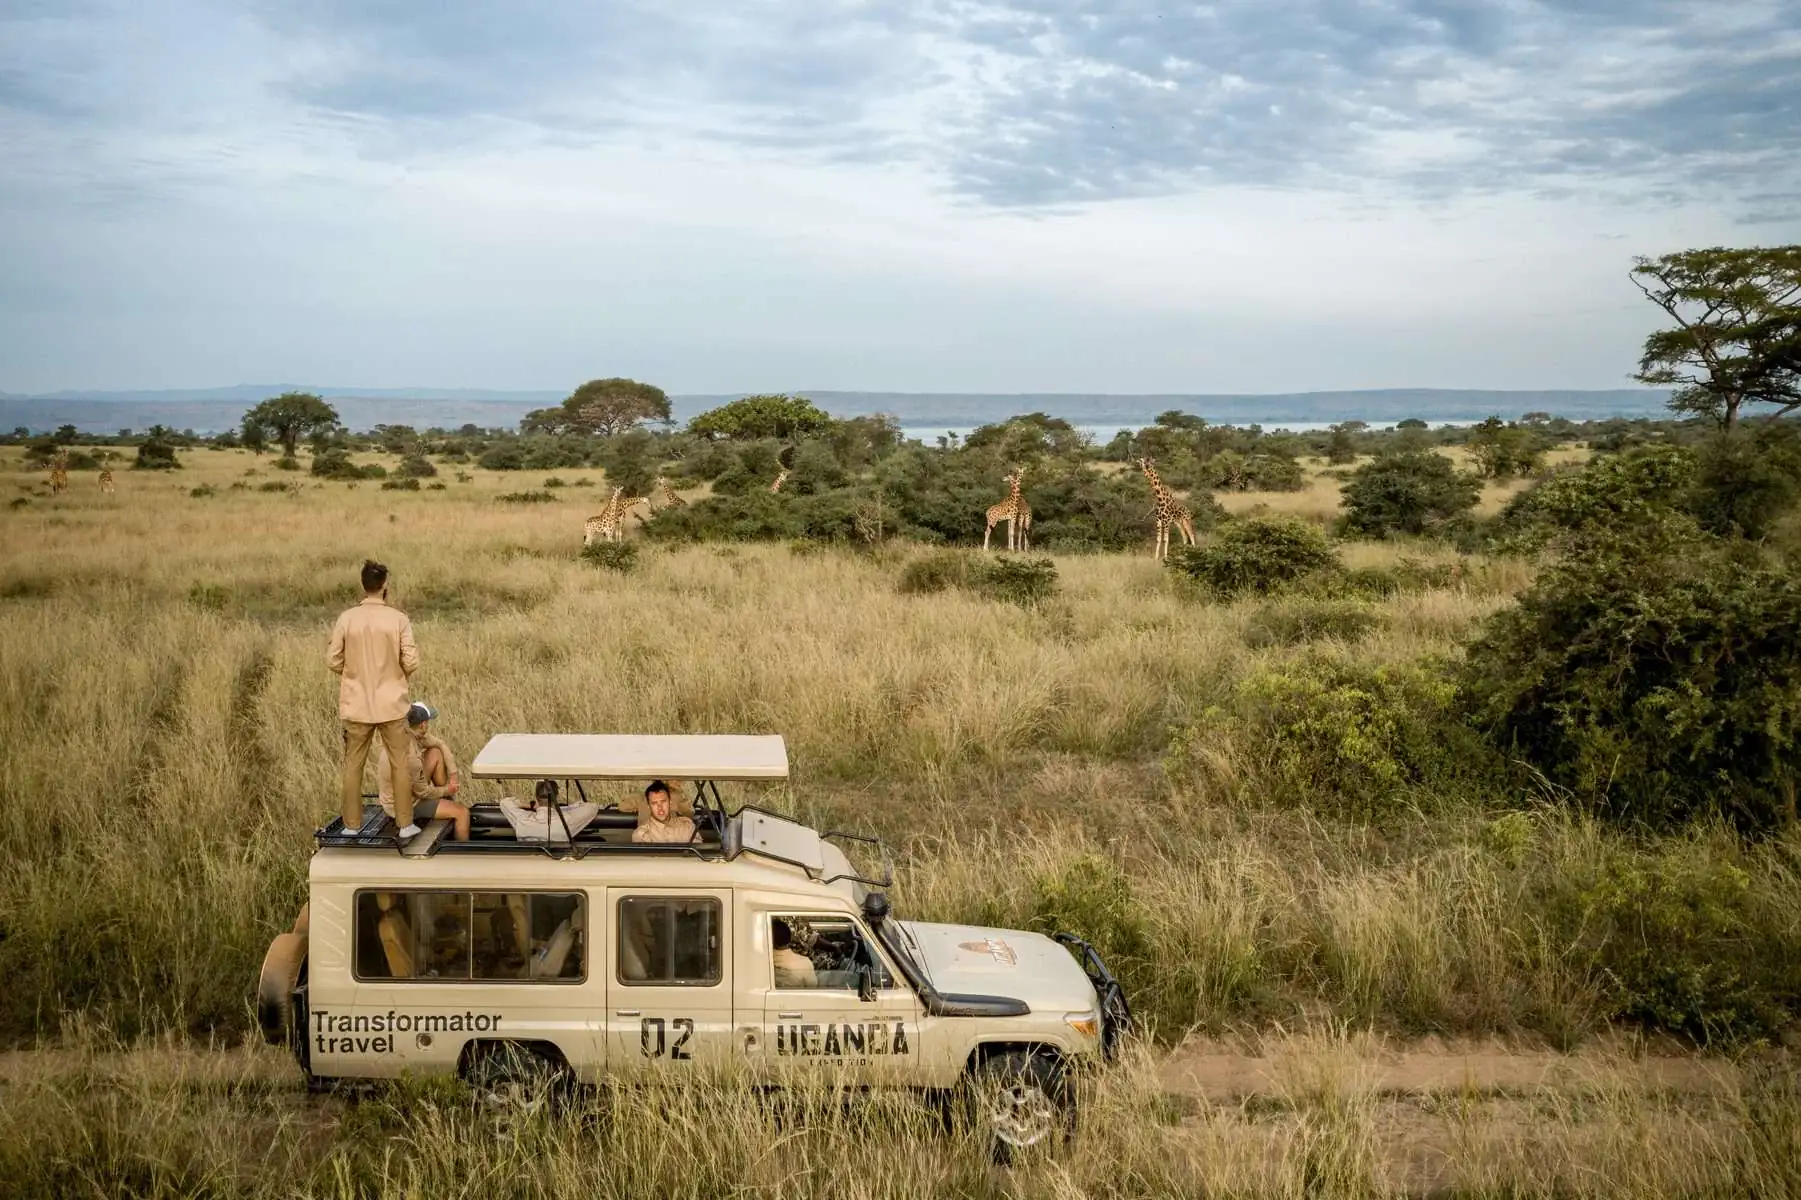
[771,918,817,988]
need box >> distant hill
[0,386,1673,435]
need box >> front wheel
[965,1050,1074,1164]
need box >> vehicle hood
[893,921,1098,1013]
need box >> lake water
[896,419,1486,444]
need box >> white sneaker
[396,823,422,840]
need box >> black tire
[963,1050,1074,1165]
[462,1043,572,1117]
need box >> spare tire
[291,902,309,940]
[257,931,307,1046]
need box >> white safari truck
[258,733,1130,1157]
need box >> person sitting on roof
[499,779,600,843]
[631,779,696,844]
[376,702,471,841]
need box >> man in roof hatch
[631,779,696,843]
[327,559,419,841]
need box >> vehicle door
[753,909,921,1086]
[604,887,734,1075]
[335,887,600,1080]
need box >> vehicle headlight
[1063,1010,1099,1039]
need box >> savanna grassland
[2,444,1798,1198]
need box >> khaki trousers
[343,718,413,830]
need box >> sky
[2,0,1798,396]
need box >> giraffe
[98,468,115,494]
[1135,457,1195,560]
[984,465,1031,552]
[583,487,645,546]
[770,468,789,494]
[654,476,688,510]
[48,449,69,496]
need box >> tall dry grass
[4,446,1800,1194]
[0,1026,1794,1198]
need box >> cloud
[4,0,1797,214]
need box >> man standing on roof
[377,702,472,841]
[327,559,420,840]
[632,779,696,843]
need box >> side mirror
[856,962,877,1002]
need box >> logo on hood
[957,937,1018,966]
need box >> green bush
[395,453,437,479]
[255,481,294,494]
[1493,443,1695,550]
[1167,651,1484,816]
[1167,518,1339,598]
[379,478,421,491]
[966,556,1058,606]
[1458,520,1801,835]
[1339,451,1480,538]
[896,550,969,595]
[188,484,216,499]
[543,476,567,488]
[1243,598,1384,648]
[497,491,558,504]
[133,438,180,471]
[273,456,301,471]
[580,541,639,572]
[310,449,384,481]
[1686,425,1801,540]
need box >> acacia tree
[1632,246,1801,430]
[522,378,670,437]
[242,392,340,459]
[688,394,831,441]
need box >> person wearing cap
[376,701,471,841]
[328,559,418,838]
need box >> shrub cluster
[310,449,385,481]
[1458,518,1801,836]
[1338,451,1480,538]
[1165,650,1492,817]
[895,550,1058,606]
[1166,518,1340,598]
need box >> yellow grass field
[1,444,1795,1198]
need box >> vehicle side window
[354,890,585,982]
[771,914,894,990]
[617,896,722,985]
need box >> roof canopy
[469,733,789,781]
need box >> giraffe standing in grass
[583,487,645,546]
[983,465,1031,552]
[654,476,687,510]
[1135,457,1195,560]
[770,469,789,494]
[98,468,115,495]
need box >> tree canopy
[242,392,340,459]
[522,378,671,437]
[1632,245,1801,430]
[688,394,831,441]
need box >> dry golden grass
[3,444,1795,1196]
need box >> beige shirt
[377,729,457,813]
[327,595,419,723]
[631,814,696,844]
[773,946,817,988]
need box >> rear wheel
[964,1050,1074,1164]
[462,1043,572,1118]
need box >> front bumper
[1052,932,1132,1060]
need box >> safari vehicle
[258,733,1130,1157]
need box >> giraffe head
[1135,456,1156,474]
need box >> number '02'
[640,1017,694,1060]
